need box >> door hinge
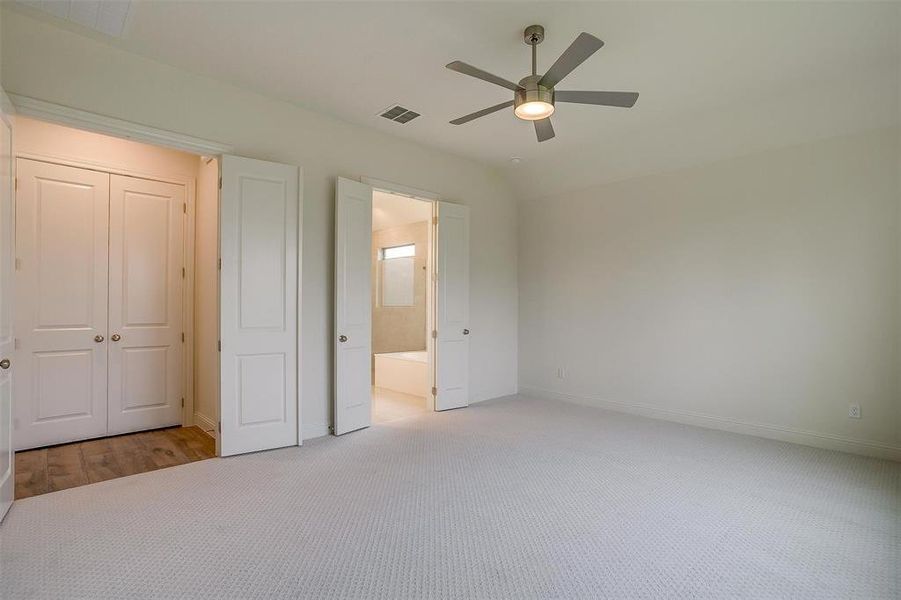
[217,258,222,270]
[431,386,437,396]
[183,202,187,214]
[431,329,437,339]
[181,266,186,278]
[181,332,185,342]
[217,340,221,351]
[181,397,184,408]
[14,177,17,191]
[218,421,221,433]
[432,216,438,225]
[218,177,222,190]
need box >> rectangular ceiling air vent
[379,105,420,124]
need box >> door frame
[361,176,440,411]
[0,88,15,521]
[8,97,233,435]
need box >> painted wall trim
[296,167,305,447]
[193,412,217,438]
[361,176,441,201]
[519,386,901,462]
[9,94,233,155]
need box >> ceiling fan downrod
[524,24,545,76]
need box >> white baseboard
[303,422,329,441]
[193,412,217,438]
[518,386,901,462]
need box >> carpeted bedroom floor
[1,394,898,599]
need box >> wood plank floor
[14,426,216,499]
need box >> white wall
[519,128,901,459]
[194,157,219,434]
[0,9,518,439]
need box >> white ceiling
[12,2,900,199]
[372,191,431,231]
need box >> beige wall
[371,222,428,355]
[519,128,901,459]
[194,157,219,434]
[13,115,197,178]
[0,9,519,439]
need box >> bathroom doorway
[334,176,470,435]
[370,191,433,424]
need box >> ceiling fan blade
[555,90,639,108]
[534,118,555,142]
[446,61,523,92]
[538,33,605,89]
[449,100,515,125]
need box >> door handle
[463,329,470,335]
[94,335,105,343]
[338,335,348,343]
[0,358,9,370]
[111,334,121,342]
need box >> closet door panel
[108,175,184,435]
[13,159,109,450]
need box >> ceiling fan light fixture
[514,100,555,121]
[514,79,555,121]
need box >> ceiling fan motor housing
[515,75,555,112]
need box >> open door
[219,155,299,456]
[0,91,14,520]
[334,177,372,435]
[434,201,470,411]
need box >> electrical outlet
[556,367,566,379]
[848,403,861,419]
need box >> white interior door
[219,155,298,456]
[14,159,109,450]
[0,94,15,520]
[107,175,184,435]
[334,177,372,435]
[434,201,470,411]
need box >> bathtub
[374,351,429,398]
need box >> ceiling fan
[446,25,639,142]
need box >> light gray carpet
[1,394,898,599]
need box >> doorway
[10,116,220,494]
[0,100,303,517]
[371,191,432,424]
[334,177,471,436]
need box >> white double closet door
[14,159,184,450]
